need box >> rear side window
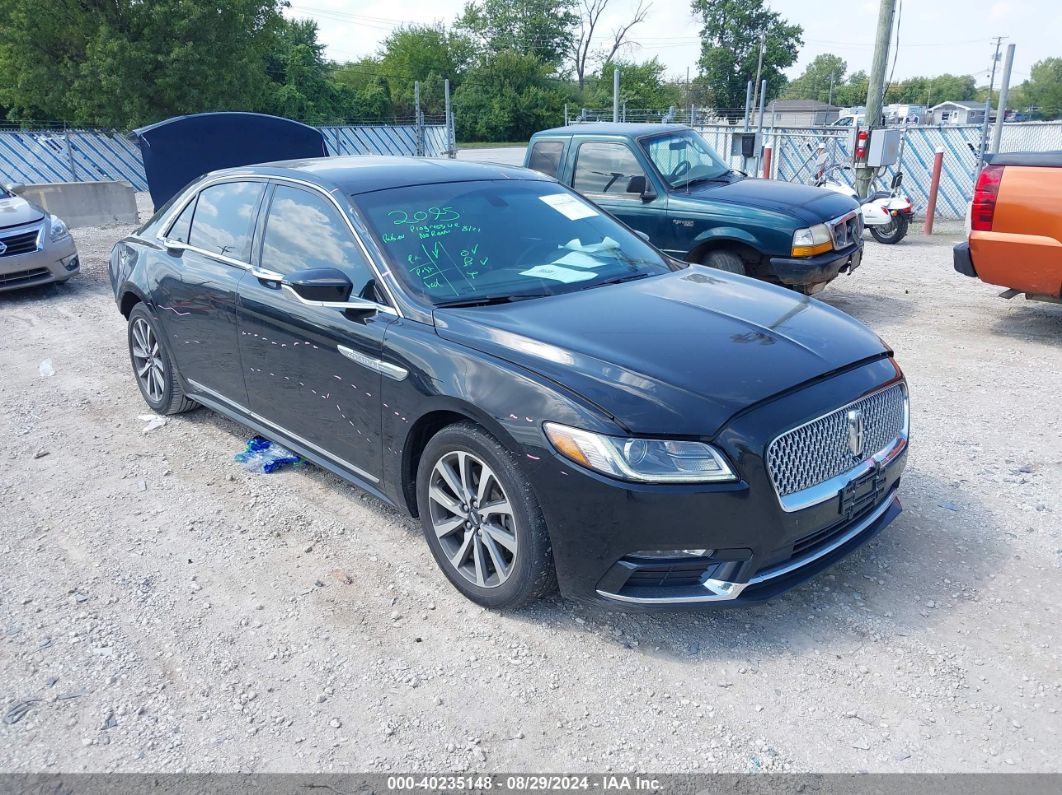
[261,185,378,298]
[528,140,565,177]
[165,197,197,243]
[187,181,264,261]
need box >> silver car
[0,183,79,292]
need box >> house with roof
[753,99,842,127]
[929,101,996,125]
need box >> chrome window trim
[338,345,409,381]
[596,491,897,605]
[767,381,909,513]
[155,172,403,318]
[186,378,380,483]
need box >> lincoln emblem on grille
[847,409,866,458]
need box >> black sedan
[109,157,909,609]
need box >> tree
[571,0,651,91]
[832,70,868,108]
[783,54,846,103]
[453,50,569,141]
[263,18,336,123]
[0,0,286,128]
[1018,58,1062,119]
[331,58,394,121]
[690,0,803,120]
[456,0,579,71]
[375,24,475,117]
[589,58,681,110]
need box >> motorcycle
[814,164,915,244]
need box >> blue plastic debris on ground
[234,436,303,473]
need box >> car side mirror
[4,182,25,194]
[626,175,656,201]
[283,267,353,303]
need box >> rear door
[569,139,670,246]
[155,179,266,407]
[237,181,397,484]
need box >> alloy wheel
[427,450,518,588]
[131,317,165,403]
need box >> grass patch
[457,141,528,149]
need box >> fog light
[62,255,79,272]
[630,549,713,559]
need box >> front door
[237,182,396,484]
[570,140,669,246]
[155,179,266,407]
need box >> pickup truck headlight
[791,223,832,257]
[544,422,736,483]
[49,214,70,241]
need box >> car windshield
[641,131,730,188]
[353,180,671,307]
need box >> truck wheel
[870,214,909,244]
[703,249,746,275]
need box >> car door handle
[337,345,408,381]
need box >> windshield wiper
[579,272,652,290]
[433,293,551,308]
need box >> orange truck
[953,152,1062,303]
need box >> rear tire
[702,249,747,275]
[127,303,197,416]
[416,422,557,609]
[869,214,909,244]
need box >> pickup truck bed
[954,151,1062,302]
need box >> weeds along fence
[0,121,452,192]
[694,121,1062,220]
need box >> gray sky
[288,0,1057,88]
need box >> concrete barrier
[12,181,139,228]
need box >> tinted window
[572,142,647,195]
[354,180,670,306]
[166,197,197,243]
[261,185,376,296]
[187,181,264,261]
[528,140,565,177]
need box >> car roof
[531,123,692,139]
[202,155,550,196]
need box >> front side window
[572,142,648,196]
[641,131,730,188]
[353,179,671,307]
[527,140,565,178]
[187,181,264,261]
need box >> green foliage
[457,0,578,71]
[0,0,286,128]
[885,73,976,106]
[453,50,570,141]
[690,0,803,119]
[1019,58,1062,119]
[589,59,682,110]
[783,54,847,103]
[832,70,868,108]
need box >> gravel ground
[0,205,1060,774]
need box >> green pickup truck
[524,124,864,293]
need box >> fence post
[414,80,424,157]
[922,147,944,235]
[761,144,772,179]
[444,78,455,158]
[64,130,79,181]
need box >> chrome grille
[0,224,42,257]
[767,384,907,498]
[829,211,862,250]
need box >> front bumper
[953,241,977,277]
[524,357,906,608]
[0,225,79,293]
[769,243,863,289]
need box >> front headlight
[543,422,736,483]
[49,214,69,241]
[791,223,832,256]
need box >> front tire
[702,249,747,275]
[416,422,557,609]
[127,303,197,415]
[869,213,909,244]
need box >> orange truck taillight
[971,164,1005,231]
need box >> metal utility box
[866,128,902,167]
[730,131,761,159]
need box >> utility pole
[828,71,836,107]
[990,42,1015,155]
[613,67,620,122]
[855,0,898,199]
[750,32,766,119]
[977,36,1005,172]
